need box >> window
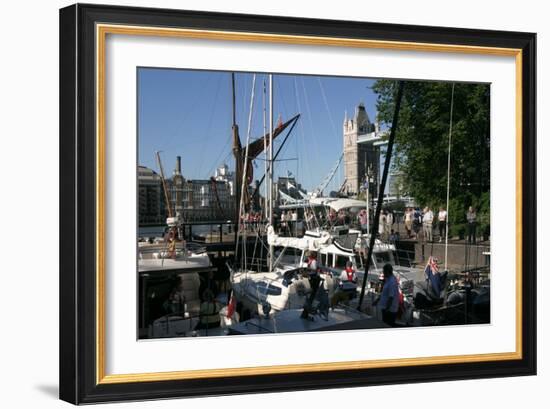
[335,255,348,268]
[374,251,393,265]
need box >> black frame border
[59,3,536,404]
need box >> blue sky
[138,68,378,192]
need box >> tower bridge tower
[343,103,383,196]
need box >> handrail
[156,307,228,337]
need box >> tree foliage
[372,80,490,234]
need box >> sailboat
[227,74,389,333]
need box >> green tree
[372,80,490,237]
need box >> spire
[174,156,181,175]
[355,102,371,134]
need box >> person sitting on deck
[331,261,358,307]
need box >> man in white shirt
[422,207,434,242]
[438,207,447,242]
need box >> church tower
[343,103,375,195]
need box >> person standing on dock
[374,263,400,327]
[438,207,447,242]
[412,207,422,239]
[379,210,387,240]
[385,209,394,238]
[466,206,477,244]
[423,207,434,242]
[404,207,413,238]
[358,209,368,233]
[291,210,298,236]
[280,211,287,234]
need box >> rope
[444,83,455,271]
[197,73,223,178]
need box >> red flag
[226,291,236,318]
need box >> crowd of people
[239,202,482,245]
[403,205,480,244]
[403,206,445,241]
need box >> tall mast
[444,83,455,271]
[268,74,274,272]
[263,78,268,220]
[155,151,173,219]
[232,73,237,128]
[231,73,242,244]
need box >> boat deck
[228,308,388,335]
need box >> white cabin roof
[309,197,367,212]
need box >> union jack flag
[425,256,442,298]
[426,256,439,274]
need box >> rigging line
[294,78,308,194]
[197,73,223,178]
[444,83,455,272]
[317,77,341,193]
[293,77,305,190]
[206,135,232,178]
[315,80,342,194]
[293,77,318,225]
[164,70,216,149]
[251,225,259,272]
[275,79,292,176]
[292,80,300,191]
[317,77,339,139]
[206,77,237,178]
[300,77,317,191]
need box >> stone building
[343,103,384,196]
[138,165,165,225]
[169,160,236,222]
[138,160,237,225]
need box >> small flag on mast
[226,289,236,318]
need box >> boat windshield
[373,250,396,267]
[251,281,283,297]
[333,232,359,251]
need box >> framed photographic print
[59,3,536,404]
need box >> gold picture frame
[60,3,536,404]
